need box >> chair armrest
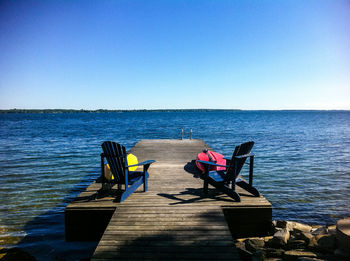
[130,160,155,173]
[196,160,229,168]
[126,160,156,168]
[233,153,254,159]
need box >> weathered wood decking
[65,139,272,260]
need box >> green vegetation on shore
[0,109,241,114]
[1,109,348,114]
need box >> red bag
[196,149,226,172]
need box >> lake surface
[0,111,349,260]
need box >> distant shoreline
[0,109,349,114]
[1,109,237,114]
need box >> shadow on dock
[93,210,239,260]
[158,187,236,205]
[184,160,201,178]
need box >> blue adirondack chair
[197,141,260,202]
[100,141,155,202]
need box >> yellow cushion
[104,154,138,180]
[104,164,114,180]
[127,153,138,171]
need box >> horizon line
[0,108,349,113]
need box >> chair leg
[206,178,241,202]
[219,184,241,202]
[228,190,241,202]
[143,172,148,192]
[231,180,235,191]
[203,179,208,194]
[236,180,260,197]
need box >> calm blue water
[0,111,349,260]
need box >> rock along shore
[1,220,349,260]
[235,220,350,261]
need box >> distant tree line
[0,109,241,114]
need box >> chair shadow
[158,187,235,205]
[183,160,202,178]
[69,185,121,202]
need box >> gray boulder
[316,234,337,253]
[292,222,312,233]
[275,220,294,231]
[297,258,324,261]
[274,228,290,244]
[283,250,318,261]
[294,231,313,245]
[311,226,327,236]
[266,237,286,249]
[286,239,308,250]
[264,248,285,258]
[275,221,312,233]
[236,246,253,261]
[327,225,336,235]
[244,238,265,253]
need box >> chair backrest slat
[225,141,254,181]
[101,141,127,183]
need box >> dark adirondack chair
[100,141,155,202]
[197,141,260,202]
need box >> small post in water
[181,128,184,140]
[190,129,192,140]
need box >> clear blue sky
[0,0,349,110]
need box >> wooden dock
[65,139,272,260]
